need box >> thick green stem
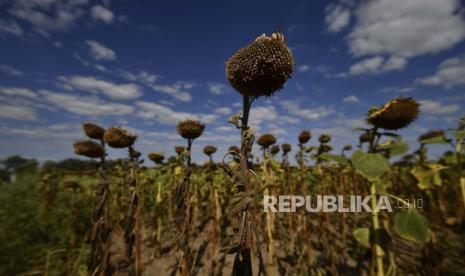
[371,184,384,276]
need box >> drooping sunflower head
[130,149,141,159]
[103,127,136,148]
[318,134,332,144]
[148,152,165,164]
[257,133,277,148]
[270,145,280,155]
[366,97,419,130]
[298,130,311,144]
[177,119,205,140]
[359,132,372,143]
[82,122,105,140]
[73,140,105,158]
[203,145,217,156]
[226,32,294,97]
[320,144,333,153]
[281,143,292,153]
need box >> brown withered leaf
[226,191,254,218]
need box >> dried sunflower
[175,146,186,155]
[148,152,165,164]
[281,143,292,153]
[226,33,294,97]
[82,122,105,140]
[177,119,205,140]
[367,97,419,130]
[73,140,105,158]
[270,145,280,155]
[103,127,136,148]
[318,134,332,144]
[203,145,217,156]
[298,130,311,144]
[257,133,277,148]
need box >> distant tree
[0,155,38,181]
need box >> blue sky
[0,0,464,163]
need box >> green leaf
[351,151,390,181]
[420,136,451,145]
[394,208,429,243]
[319,153,349,165]
[353,227,370,247]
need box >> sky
[0,0,464,164]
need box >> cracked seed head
[103,127,136,148]
[226,33,294,97]
[73,140,105,158]
[177,119,205,139]
[228,145,240,153]
[82,122,105,140]
[367,97,419,130]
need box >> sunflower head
[281,143,292,153]
[148,152,165,164]
[73,140,105,158]
[203,145,217,156]
[228,145,241,153]
[343,145,353,151]
[318,134,332,144]
[359,132,372,143]
[320,144,333,153]
[298,130,311,144]
[103,127,136,148]
[367,97,419,130]
[257,133,277,148]
[226,33,294,97]
[270,145,280,155]
[82,122,105,140]
[177,119,205,140]
[175,146,186,155]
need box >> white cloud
[0,87,36,98]
[117,69,159,85]
[347,0,465,58]
[90,5,114,24]
[249,105,279,127]
[214,107,232,115]
[347,56,406,75]
[0,18,23,35]
[416,56,465,88]
[0,104,37,121]
[325,4,351,33]
[8,0,88,36]
[297,64,310,73]
[281,115,300,124]
[150,82,193,102]
[41,90,134,116]
[419,100,460,115]
[343,95,360,103]
[0,64,23,76]
[208,83,228,95]
[85,40,116,61]
[280,100,335,121]
[59,75,142,100]
[136,101,218,125]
